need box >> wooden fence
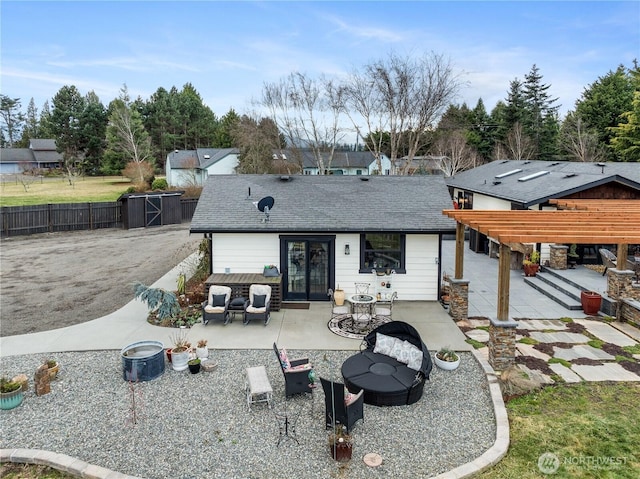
[0,198,199,237]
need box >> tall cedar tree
[50,85,86,173]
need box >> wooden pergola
[443,199,640,321]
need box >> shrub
[151,178,168,190]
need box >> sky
[2,0,638,135]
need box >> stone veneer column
[607,268,639,301]
[449,278,469,321]
[549,244,568,270]
[488,317,518,371]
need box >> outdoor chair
[320,377,364,434]
[273,342,313,398]
[243,284,271,326]
[374,291,397,321]
[599,248,617,276]
[202,285,232,325]
[354,282,370,294]
[328,288,350,321]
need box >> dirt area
[0,224,201,337]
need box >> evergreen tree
[0,95,24,147]
[79,91,108,175]
[38,100,54,139]
[50,85,86,175]
[217,108,240,148]
[609,67,640,161]
[576,64,636,161]
[18,98,39,147]
[466,99,494,162]
[522,65,560,159]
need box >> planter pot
[434,354,460,371]
[196,347,209,360]
[121,341,165,381]
[581,291,602,315]
[188,362,201,374]
[523,263,540,277]
[171,349,190,372]
[47,362,59,380]
[329,440,353,462]
[0,389,24,410]
[166,348,173,363]
[334,289,345,306]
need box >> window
[360,234,405,273]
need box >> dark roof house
[190,174,455,303]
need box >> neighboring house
[281,150,392,175]
[0,139,63,174]
[445,159,640,259]
[395,155,447,175]
[165,148,239,187]
[190,174,456,302]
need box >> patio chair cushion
[253,294,267,308]
[373,333,397,356]
[279,348,290,369]
[212,294,227,307]
[204,304,226,313]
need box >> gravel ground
[0,224,199,337]
[0,350,495,479]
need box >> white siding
[210,232,440,300]
[205,154,239,175]
[472,193,511,210]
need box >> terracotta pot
[329,440,353,462]
[581,291,602,315]
[165,348,173,363]
[523,263,539,277]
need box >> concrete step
[524,275,583,310]
[535,271,584,302]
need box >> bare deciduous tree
[258,72,347,174]
[432,130,479,176]
[106,85,155,186]
[344,51,462,175]
[560,112,606,162]
[503,122,536,160]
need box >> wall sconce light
[344,243,350,255]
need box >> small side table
[246,366,273,410]
[228,297,246,322]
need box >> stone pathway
[459,318,640,383]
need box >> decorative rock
[363,452,383,467]
[34,364,51,396]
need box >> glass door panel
[287,241,307,299]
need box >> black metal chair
[273,342,313,398]
[320,377,364,434]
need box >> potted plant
[46,359,60,380]
[333,285,345,306]
[188,358,201,374]
[0,377,24,410]
[434,347,460,371]
[170,330,191,372]
[196,339,209,359]
[328,424,353,462]
[523,250,541,277]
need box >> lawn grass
[478,382,640,478]
[0,176,133,206]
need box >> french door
[281,236,334,301]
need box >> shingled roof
[190,174,456,234]
[446,160,640,208]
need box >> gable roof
[276,149,379,169]
[167,148,239,169]
[190,174,456,234]
[29,139,57,150]
[446,160,640,207]
[0,139,62,165]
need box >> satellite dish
[256,196,275,222]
